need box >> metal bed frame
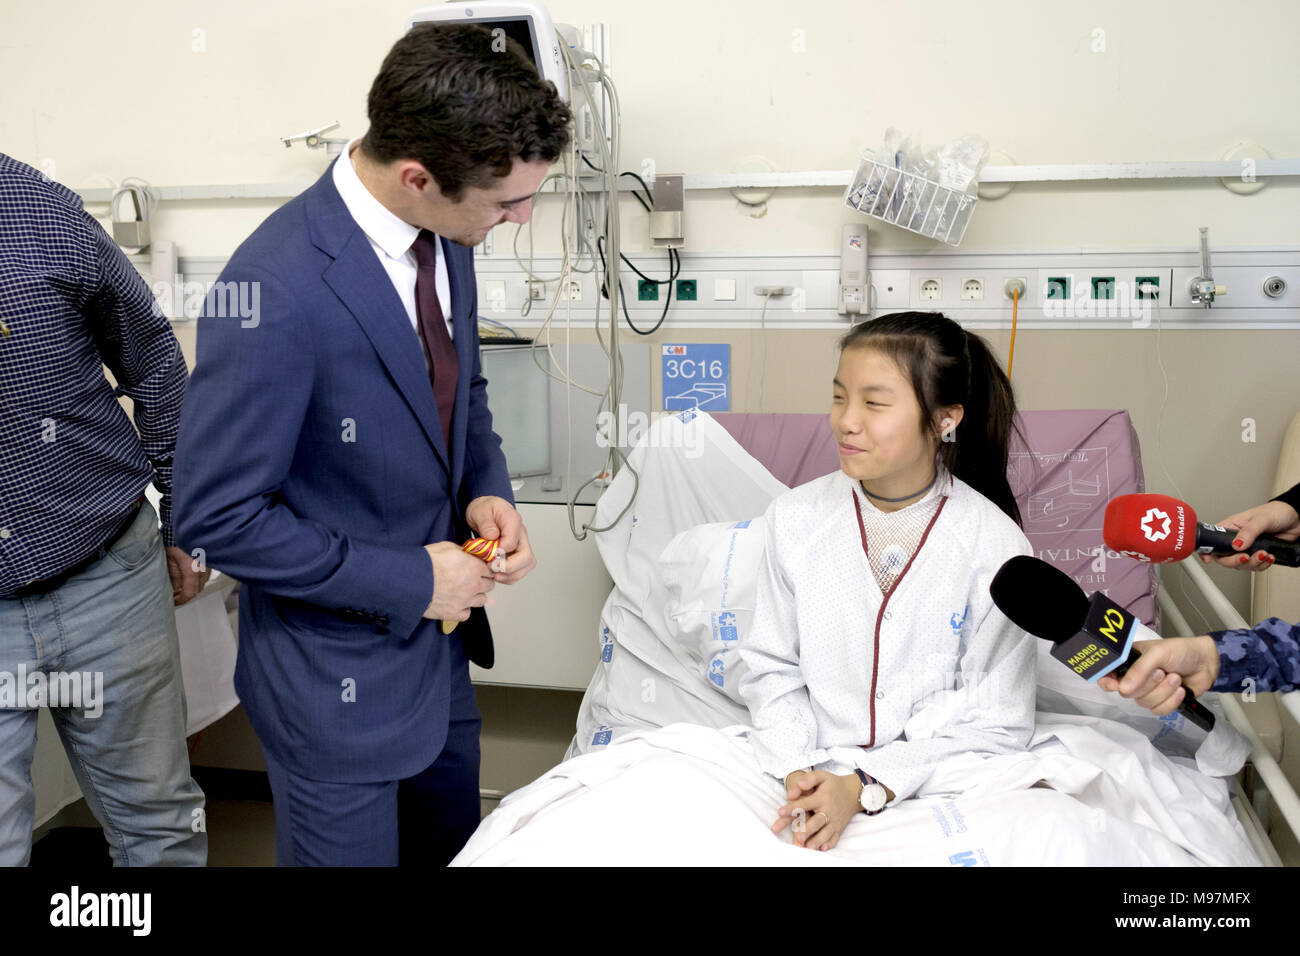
[1159,560,1299,866]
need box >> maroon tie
[410,230,458,451]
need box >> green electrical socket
[1091,276,1116,300]
[676,279,697,301]
[1136,276,1160,300]
[637,279,658,301]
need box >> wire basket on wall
[844,149,979,246]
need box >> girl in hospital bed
[738,311,1037,851]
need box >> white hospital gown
[737,466,1037,805]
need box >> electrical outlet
[566,280,582,301]
[1136,275,1160,300]
[676,279,697,301]
[638,279,659,301]
[1090,276,1116,300]
[961,278,984,300]
[528,280,546,300]
[1046,276,1071,300]
[869,270,910,310]
[484,280,507,309]
[919,278,942,301]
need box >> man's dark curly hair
[360,22,573,201]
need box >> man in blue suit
[173,23,571,865]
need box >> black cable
[578,156,653,213]
[618,171,656,209]
[581,165,681,336]
[596,238,679,336]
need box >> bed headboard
[711,409,1158,625]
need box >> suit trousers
[263,631,483,866]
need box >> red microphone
[1104,493,1300,567]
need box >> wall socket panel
[459,247,1300,330]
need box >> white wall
[3,0,1298,623]
[3,0,1297,252]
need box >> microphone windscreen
[989,555,1090,644]
[1103,494,1198,563]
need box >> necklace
[859,473,936,504]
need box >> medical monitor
[406,2,570,102]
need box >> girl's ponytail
[948,330,1021,526]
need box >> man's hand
[1097,636,1220,716]
[165,545,210,606]
[422,542,496,622]
[465,495,537,585]
[1202,500,1300,571]
[771,771,869,852]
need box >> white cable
[559,43,640,538]
[110,176,158,251]
[1149,295,1223,628]
[748,291,775,413]
[1152,295,1187,502]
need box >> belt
[3,495,146,599]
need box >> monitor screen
[480,344,551,478]
[468,18,541,74]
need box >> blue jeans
[0,499,207,866]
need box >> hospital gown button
[883,610,892,620]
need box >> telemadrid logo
[1140,508,1171,542]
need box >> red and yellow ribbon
[441,538,505,634]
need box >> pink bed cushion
[712,413,839,489]
[1011,409,1157,627]
[712,409,1157,626]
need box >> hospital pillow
[659,517,767,704]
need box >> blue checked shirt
[0,152,186,595]
[1211,618,1300,695]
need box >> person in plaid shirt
[0,151,206,866]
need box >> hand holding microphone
[1103,493,1300,568]
[1202,498,1300,570]
[1095,635,1220,717]
[989,554,1216,732]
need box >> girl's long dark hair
[839,311,1023,527]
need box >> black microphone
[989,555,1215,732]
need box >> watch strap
[855,768,887,815]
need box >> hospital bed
[452,408,1285,866]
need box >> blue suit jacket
[173,162,512,782]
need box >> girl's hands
[772,771,864,851]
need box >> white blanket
[454,719,1258,866]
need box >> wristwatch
[855,768,888,815]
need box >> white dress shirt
[332,137,452,340]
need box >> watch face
[861,784,887,813]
